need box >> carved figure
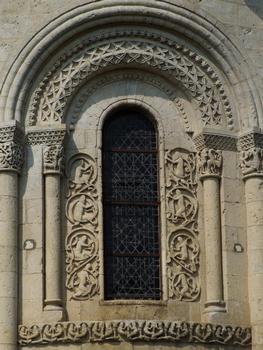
[240,148,263,175]
[198,148,222,176]
[73,235,95,260]
[171,236,189,261]
[74,264,97,298]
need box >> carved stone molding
[197,148,222,179]
[238,131,263,151]
[43,145,64,175]
[65,153,99,300]
[18,320,251,347]
[165,149,200,301]
[0,123,24,173]
[28,30,233,129]
[194,132,237,152]
[26,127,67,146]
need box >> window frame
[97,101,168,303]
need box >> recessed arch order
[0,0,262,133]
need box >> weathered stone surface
[0,1,263,349]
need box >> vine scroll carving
[65,153,99,300]
[165,149,200,301]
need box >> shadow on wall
[244,0,263,20]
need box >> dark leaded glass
[103,109,161,300]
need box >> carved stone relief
[65,153,99,300]
[0,141,24,172]
[28,30,233,129]
[165,149,200,301]
[43,145,64,174]
[197,148,222,178]
[240,147,263,176]
[18,320,251,347]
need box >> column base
[204,300,226,313]
[44,299,63,311]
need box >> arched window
[102,108,161,300]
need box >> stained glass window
[102,109,161,300]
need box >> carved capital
[43,145,64,175]
[0,122,24,173]
[238,131,263,179]
[0,141,24,173]
[240,147,263,178]
[197,148,222,179]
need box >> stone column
[240,141,263,350]
[198,148,226,316]
[0,123,24,350]
[43,144,64,310]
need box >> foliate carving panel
[18,320,251,347]
[165,149,200,301]
[197,148,222,178]
[65,153,99,300]
[28,31,233,129]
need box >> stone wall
[0,1,262,349]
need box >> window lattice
[102,110,161,300]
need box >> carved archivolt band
[65,153,99,300]
[28,30,233,129]
[165,149,200,301]
[18,320,251,347]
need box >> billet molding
[27,30,233,129]
[18,320,251,347]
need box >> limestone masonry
[0,0,263,349]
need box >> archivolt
[1,1,261,131]
[28,31,233,130]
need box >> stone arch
[27,33,233,131]
[0,0,261,132]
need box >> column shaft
[44,174,62,308]
[203,176,224,307]
[0,172,18,350]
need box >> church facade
[0,1,263,349]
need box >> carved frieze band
[197,148,222,178]
[165,149,200,301]
[43,145,64,175]
[18,320,251,347]
[65,153,99,300]
[28,30,233,129]
[0,124,24,172]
